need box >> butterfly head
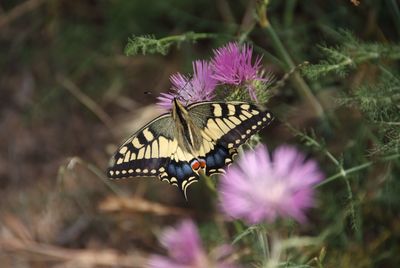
[172,98,190,122]
[172,97,185,111]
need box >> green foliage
[125,32,216,56]
[340,70,400,154]
[125,34,172,56]
[304,29,400,154]
[303,30,400,80]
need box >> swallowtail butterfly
[107,99,273,198]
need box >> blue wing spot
[217,147,229,157]
[204,144,235,176]
[182,163,193,175]
[168,163,176,177]
[214,152,223,166]
[206,145,230,168]
[176,166,184,181]
[166,161,197,185]
[206,155,216,167]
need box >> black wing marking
[107,114,175,179]
[188,101,273,148]
[107,113,200,198]
[203,144,238,176]
[161,159,199,199]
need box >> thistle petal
[219,145,324,224]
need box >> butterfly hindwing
[203,144,238,176]
[188,101,273,175]
[160,159,198,198]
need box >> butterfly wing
[107,114,174,178]
[108,101,273,198]
[188,101,273,176]
[107,113,199,196]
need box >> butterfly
[107,98,273,198]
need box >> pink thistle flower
[148,220,241,268]
[219,145,324,224]
[211,42,265,101]
[157,60,217,111]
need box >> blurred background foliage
[0,0,399,267]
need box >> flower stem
[267,25,324,118]
[159,32,216,44]
[233,220,245,234]
[283,0,297,28]
[257,4,325,118]
[256,225,270,265]
[316,153,400,188]
[202,173,217,194]
[387,0,400,37]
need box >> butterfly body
[107,99,273,198]
[172,98,204,155]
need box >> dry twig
[56,75,116,136]
[99,196,192,216]
[0,238,147,267]
[0,0,45,29]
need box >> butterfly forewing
[107,114,175,178]
[107,113,200,195]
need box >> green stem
[379,64,400,81]
[316,153,400,188]
[159,32,216,43]
[263,23,295,69]
[387,0,400,37]
[262,21,325,118]
[257,225,269,264]
[283,0,297,28]
[203,174,217,193]
[317,162,371,188]
[343,172,359,233]
[233,220,245,234]
[288,123,339,166]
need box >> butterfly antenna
[271,61,309,93]
[175,73,194,106]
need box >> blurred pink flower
[148,220,241,268]
[219,145,324,224]
[157,60,216,111]
[211,42,265,101]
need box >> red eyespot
[199,159,206,169]
[191,160,201,171]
